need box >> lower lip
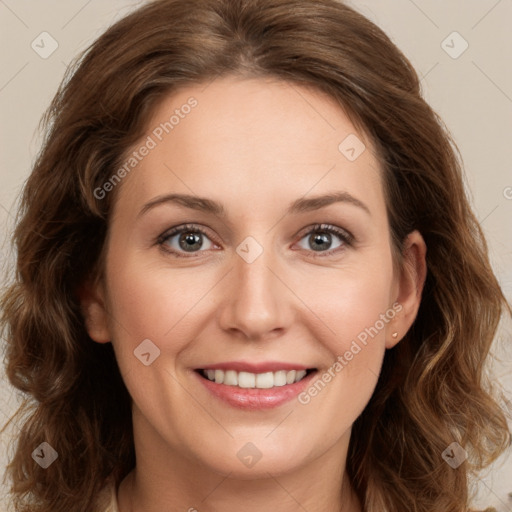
[194,370,317,410]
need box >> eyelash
[157,223,354,259]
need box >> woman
[1,0,510,511]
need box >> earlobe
[77,280,111,344]
[386,230,427,349]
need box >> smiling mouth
[196,368,317,389]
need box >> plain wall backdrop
[1,1,511,510]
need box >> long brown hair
[1,0,510,510]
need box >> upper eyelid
[296,223,353,241]
[159,224,218,243]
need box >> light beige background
[1,1,511,510]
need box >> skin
[81,75,427,512]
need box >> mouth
[196,368,316,389]
[193,363,318,410]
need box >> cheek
[300,262,395,351]
[294,272,393,436]
[315,279,390,393]
[296,252,395,408]
[104,257,207,364]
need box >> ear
[76,279,111,344]
[386,230,427,349]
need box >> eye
[157,222,354,259]
[157,224,218,257]
[295,223,353,257]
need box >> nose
[217,241,294,341]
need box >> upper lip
[196,361,314,373]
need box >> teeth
[274,370,287,386]
[295,370,307,382]
[256,372,274,389]
[214,369,224,384]
[224,370,238,386]
[238,371,255,388]
[202,369,310,388]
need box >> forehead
[115,75,384,219]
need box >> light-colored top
[95,480,120,512]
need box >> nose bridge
[219,234,292,338]
[236,238,276,296]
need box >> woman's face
[83,75,425,478]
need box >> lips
[193,361,317,409]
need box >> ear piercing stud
[391,332,398,339]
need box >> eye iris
[179,232,202,251]
[310,232,331,251]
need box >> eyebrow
[138,191,371,218]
